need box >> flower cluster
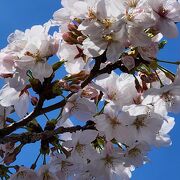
[0,0,180,179]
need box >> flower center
[102,155,114,168]
[133,115,146,130]
[127,0,139,8]
[108,116,121,128]
[75,142,85,155]
[42,170,51,179]
[124,10,135,22]
[102,34,113,42]
[101,18,113,28]
[161,91,172,103]
[107,91,117,100]
[88,8,96,19]
[24,51,44,63]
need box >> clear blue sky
[0,1,180,179]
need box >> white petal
[14,93,29,118]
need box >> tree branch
[0,123,96,144]
[39,92,74,114]
[81,56,102,88]
[0,96,45,138]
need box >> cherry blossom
[94,104,133,144]
[123,142,150,167]
[1,0,180,179]
[9,167,38,180]
[59,93,96,123]
[38,165,59,180]
[63,130,98,162]
[148,0,180,38]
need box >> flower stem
[156,59,180,65]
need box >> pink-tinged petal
[174,65,180,85]
[79,130,98,144]
[161,116,175,134]
[83,38,107,57]
[0,53,15,76]
[31,62,53,82]
[0,85,19,107]
[73,98,96,121]
[166,2,180,21]
[106,42,124,62]
[9,167,38,180]
[121,56,135,70]
[64,59,85,74]
[53,8,71,23]
[14,93,29,118]
[158,18,178,38]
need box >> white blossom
[38,165,59,180]
[123,142,150,167]
[9,167,38,180]
[148,0,180,38]
[59,93,96,123]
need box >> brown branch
[39,92,74,114]
[81,56,102,88]
[0,123,96,144]
[0,96,45,138]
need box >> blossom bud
[142,80,148,91]
[68,84,81,92]
[133,94,143,104]
[29,78,42,93]
[64,71,89,82]
[140,73,157,83]
[62,32,78,44]
[52,81,62,96]
[44,119,57,131]
[27,119,43,133]
[81,86,99,99]
[4,144,23,164]
[72,71,89,81]
[77,36,85,44]
[31,96,38,106]
[52,61,64,72]
[58,80,69,89]
[135,78,143,93]
[0,73,13,78]
[67,23,78,31]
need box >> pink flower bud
[62,32,78,44]
[67,23,78,31]
[69,84,81,92]
[31,96,38,106]
[77,36,85,44]
[81,86,98,99]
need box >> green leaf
[159,40,167,49]
[52,61,65,72]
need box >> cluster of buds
[62,23,86,45]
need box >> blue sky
[0,1,180,179]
